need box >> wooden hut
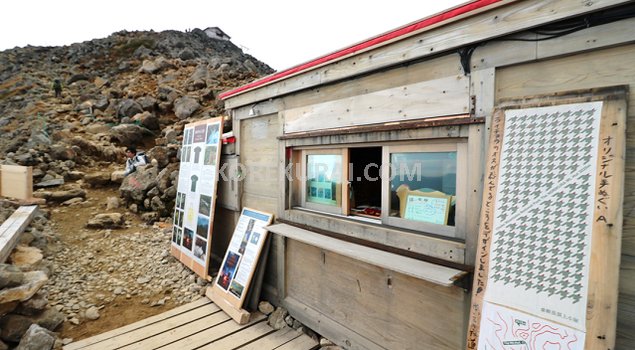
[216,0,635,348]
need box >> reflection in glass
[306,154,342,206]
[390,152,457,226]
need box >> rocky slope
[0,28,275,349]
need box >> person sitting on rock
[52,79,62,98]
[124,146,148,176]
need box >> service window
[382,142,467,238]
[293,140,467,239]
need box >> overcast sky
[2,0,467,71]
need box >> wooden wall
[239,114,281,214]
[285,239,466,350]
[495,44,635,349]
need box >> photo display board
[171,117,223,279]
[467,91,625,350]
[207,207,273,323]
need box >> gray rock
[109,124,152,146]
[0,314,32,342]
[268,307,288,330]
[34,188,86,202]
[139,57,175,74]
[0,271,48,304]
[49,144,76,161]
[84,172,112,187]
[116,99,144,119]
[34,308,64,331]
[15,324,55,350]
[34,178,64,188]
[15,292,48,316]
[85,306,100,320]
[106,197,120,210]
[174,96,200,119]
[140,212,159,224]
[119,166,158,202]
[178,49,197,61]
[111,170,126,184]
[136,96,158,112]
[0,264,25,289]
[86,213,125,229]
[150,196,165,213]
[132,111,159,130]
[258,301,274,315]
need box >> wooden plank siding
[240,114,280,214]
[495,43,635,349]
[285,239,467,350]
[283,75,469,133]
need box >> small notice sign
[404,194,450,225]
[207,207,273,324]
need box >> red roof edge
[219,0,502,100]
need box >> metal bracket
[458,45,478,76]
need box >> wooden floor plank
[274,333,319,350]
[65,298,212,350]
[159,313,267,350]
[121,312,231,350]
[198,321,276,350]
[236,327,302,350]
[80,304,220,350]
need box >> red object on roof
[219,0,502,100]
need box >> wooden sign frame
[171,117,224,280]
[206,207,273,324]
[467,87,626,350]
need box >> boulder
[268,307,288,330]
[132,111,159,130]
[136,96,157,112]
[15,324,55,350]
[34,308,64,331]
[140,212,159,223]
[67,74,91,85]
[0,301,18,318]
[0,264,25,288]
[86,213,125,229]
[49,144,76,161]
[14,292,48,316]
[0,271,48,304]
[174,96,200,119]
[119,166,158,202]
[85,306,100,320]
[109,124,152,146]
[116,99,144,119]
[147,146,170,169]
[139,57,175,74]
[84,172,112,187]
[0,314,32,342]
[258,301,274,315]
[34,188,86,202]
[111,170,126,183]
[8,246,43,269]
[85,124,111,134]
[106,197,120,210]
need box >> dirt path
[40,183,208,342]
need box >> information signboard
[171,117,223,279]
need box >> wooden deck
[64,298,319,350]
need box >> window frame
[299,148,349,215]
[381,142,468,239]
[293,139,467,239]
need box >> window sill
[267,223,466,287]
